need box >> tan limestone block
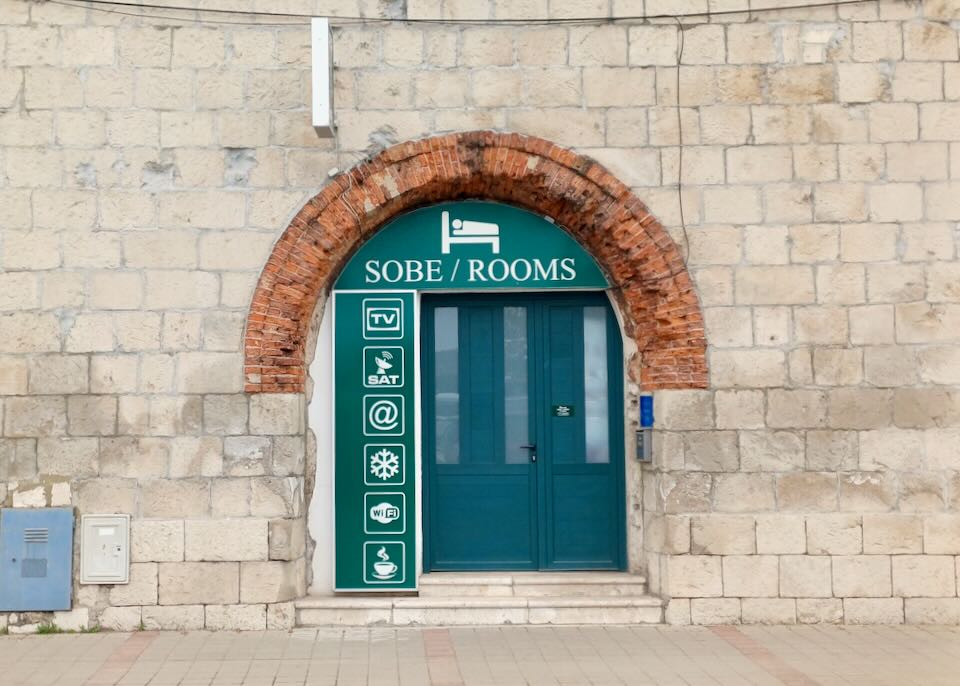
[74,478,137,514]
[722,555,779,597]
[870,103,919,142]
[832,555,892,597]
[777,472,837,511]
[4,397,67,437]
[68,396,118,436]
[142,479,210,518]
[741,598,797,624]
[108,562,158,606]
[797,598,843,623]
[924,515,960,553]
[741,431,804,472]
[142,605,204,630]
[839,143,884,180]
[176,353,243,394]
[269,518,307,561]
[169,437,223,479]
[699,106,751,145]
[571,25,627,66]
[691,516,755,555]
[251,477,301,518]
[862,514,923,554]
[185,519,267,563]
[891,62,943,102]
[690,598,740,625]
[727,24,777,64]
[735,266,814,305]
[712,473,776,513]
[756,515,806,554]
[894,388,960,428]
[37,437,97,478]
[892,555,956,597]
[658,473,712,514]
[205,604,267,631]
[131,520,185,562]
[837,63,888,104]
[98,607,142,632]
[90,356,138,395]
[666,555,723,598]
[159,562,239,605]
[461,28,513,66]
[828,388,893,430]
[905,598,960,624]
[715,390,764,430]
[806,431,858,471]
[703,186,762,224]
[789,224,839,263]
[807,514,862,555]
[267,602,296,630]
[794,145,837,181]
[212,479,251,518]
[858,429,922,470]
[767,390,827,429]
[813,348,863,386]
[240,559,306,603]
[816,264,865,305]
[710,350,786,388]
[514,27,567,65]
[850,304,895,345]
[28,356,88,395]
[839,472,897,512]
[843,598,903,623]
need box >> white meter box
[80,514,130,584]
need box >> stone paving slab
[2,625,960,685]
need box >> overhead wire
[47,0,881,26]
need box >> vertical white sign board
[312,18,334,137]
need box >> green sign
[335,201,608,291]
[333,202,609,592]
[552,404,575,417]
[334,291,415,590]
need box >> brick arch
[244,131,706,393]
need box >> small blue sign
[640,395,654,428]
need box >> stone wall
[1,0,959,628]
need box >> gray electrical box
[80,514,130,584]
[0,508,74,611]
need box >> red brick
[245,131,707,393]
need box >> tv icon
[362,299,404,340]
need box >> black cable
[48,0,881,26]
[673,18,690,263]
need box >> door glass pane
[434,307,459,464]
[583,306,610,464]
[503,307,529,464]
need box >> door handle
[520,444,537,463]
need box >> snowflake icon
[369,448,400,481]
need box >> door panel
[423,293,624,572]
[425,302,537,570]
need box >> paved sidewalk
[2,624,960,686]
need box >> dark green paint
[421,293,626,572]
[335,202,608,291]
[334,291,416,590]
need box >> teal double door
[422,292,626,571]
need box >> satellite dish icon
[375,350,394,376]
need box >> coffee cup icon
[372,546,398,580]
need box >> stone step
[419,571,649,598]
[295,594,663,627]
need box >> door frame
[420,291,627,573]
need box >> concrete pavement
[3,624,960,685]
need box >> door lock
[520,443,537,463]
